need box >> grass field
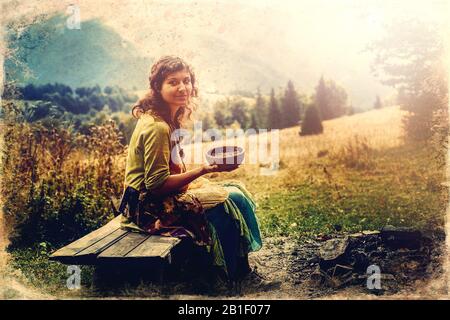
[201,106,447,238]
[2,105,448,297]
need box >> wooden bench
[50,213,217,286]
[50,215,181,266]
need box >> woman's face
[160,69,193,108]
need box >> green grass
[258,142,447,239]
[7,141,447,296]
[7,245,95,296]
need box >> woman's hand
[202,163,240,174]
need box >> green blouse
[124,113,171,192]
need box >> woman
[119,56,266,288]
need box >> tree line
[6,82,138,114]
[3,77,387,143]
[369,19,447,147]
[2,82,139,143]
[210,76,356,136]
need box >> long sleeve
[140,121,171,192]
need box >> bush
[300,105,323,136]
[1,101,126,248]
[330,135,375,170]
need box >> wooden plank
[125,236,181,259]
[75,228,129,257]
[97,232,149,259]
[50,215,122,259]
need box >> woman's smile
[160,69,192,109]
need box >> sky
[2,0,449,108]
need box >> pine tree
[230,99,250,130]
[314,76,347,120]
[249,109,258,130]
[281,80,301,128]
[314,76,329,120]
[268,88,282,130]
[254,87,268,129]
[300,104,323,135]
[370,19,447,142]
[373,95,382,109]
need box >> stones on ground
[288,227,441,295]
[319,237,349,261]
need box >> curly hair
[131,56,198,129]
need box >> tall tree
[249,110,258,130]
[369,18,447,142]
[254,87,268,129]
[314,76,329,120]
[373,95,382,109]
[373,95,383,109]
[281,80,302,128]
[230,99,250,130]
[300,104,323,136]
[268,88,282,130]
[313,76,348,120]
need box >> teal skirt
[204,183,262,280]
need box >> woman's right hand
[202,163,240,174]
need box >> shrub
[1,100,126,248]
[300,105,323,136]
[330,135,375,170]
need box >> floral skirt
[119,181,262,280]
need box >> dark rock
[307,256,320,264]
[319,237,349,261]
[364,242,378,252]
[381,225,422,250]
[350,251,370,272]
[369,250,386,259]
[318,237,350,270]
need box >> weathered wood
[50,213,183,268]
[75,228,129,257]
[97,232,150,259]
[50,215,122,262]
[125,236,180,259]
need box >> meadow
[199,106,447,237]
[1,105,447,298]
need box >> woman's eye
[184,79,191,85]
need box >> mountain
[5,14,152,90]
[4,13,288,94]
[4,10,393,109]
[187,34,289,94]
